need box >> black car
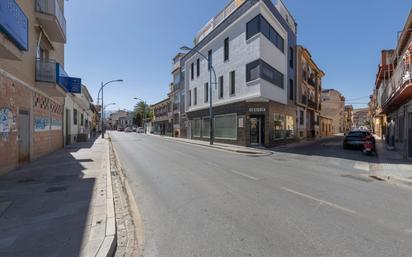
[343,130,375,150]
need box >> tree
[133,101,153,127]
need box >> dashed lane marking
[281,187,357,215]
[229,170,259,181]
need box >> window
[289,47,294,68]
[246,15,284,52]
[194,88,197,105]
[80,113,84,126]
[299,110,304,125]
[289,79,294,101]
[274,113,285,139]
[215,114,237,139]
[208,50,212,71]
[192,119,201,137]
[73,109,78,125]
[224,37,229,61]
[191,63,194,80]
[188,90,192,106]
[202,118,210,138]
[246,60,260,82]
[204,83,209,103]
[230,71,236,96]
[197,58,200,77]
[246,15,260,40]
[246,59,284,88]
[219,76,224,98]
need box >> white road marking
[405,229,412,234]
[229,170,259,181]
[354,162,370,171]
[281,187,357,215]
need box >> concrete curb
[109,137,145,256]
[95,139,117,257]
[81,139,117,257]
[148,134,272,156]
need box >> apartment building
[296,46,324,139]
[343,105,353,133]
[169,53,187,138]
[109,110,133,130]
[379,10,412,157]
[151,98,173,136]
[182,0,297,147]
[321,89,345,134]
[0,0,80,173]
[320,116,333,137]
[372,50,393,139]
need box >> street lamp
[103,103,116,131]
[98,79,123,138]
[180,45,217,145]
[134,97,147,134]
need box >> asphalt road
[110,132,412,257]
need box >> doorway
[18,110,30,164]
[250,116,264,145]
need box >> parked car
[132,127,137,132]
[125,127,132,133]
[117,127,124,132]
[343,130,375,151]
[137,127,145,133]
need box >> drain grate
[45,186,68,193]
[341,174,375,182]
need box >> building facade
[0,0,81,174]
[108,110,133,130]
[182,0,298,147]
[352,108,369,129]
[169,53,187,138]
[320,116,333,137]
[151,98,173,136]
[296,46,324,139]
[379,10,412,157]
[321,89,345,134]
[343,105,353,133]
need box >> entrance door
[18,110,30,164]
[250,116,262,145]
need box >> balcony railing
[308,99,316,109]
[35,59,57,83]
[195,0,244,44]
[301,95,307,105]
[35,0,66,40]
[381,59,412,106]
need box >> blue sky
[64,0,411,111]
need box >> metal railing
[35,59,56,83]
[308,99,316,109]
[35,0,66,37]
[301,95,307,105]
[195,0,243,44]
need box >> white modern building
[182,0,297,147]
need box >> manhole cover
[341,174,374,182]
[45,186,68,193]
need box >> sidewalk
[370,139,412,187]
[0,137,116,257]
[149,134,272,156]
[269,135,339,151]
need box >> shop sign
[249,107,266,113]
[238,117,244,128]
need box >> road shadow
[0,138,102,257]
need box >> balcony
[301,95,307,105]
[35,0,66,43]
[382,59,412,113]
[308,99,317,109]
[36,59,71,96]
[0,0,28,60]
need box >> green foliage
[133,101,153,126]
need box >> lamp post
[103,103,116,130]
[134,97,147,134]
[180,46,217,145]
[98,79,123,138]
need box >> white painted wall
[185,2,289,112]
